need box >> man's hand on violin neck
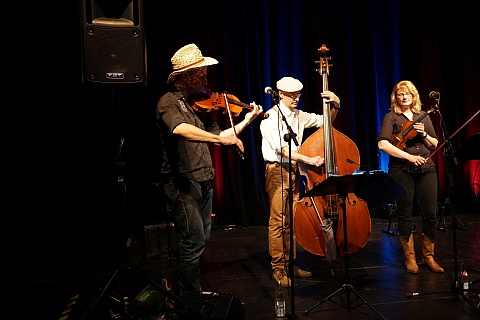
[246,102,263,121]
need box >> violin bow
[223,92,244,159]
[427,108,479,159]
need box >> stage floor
[5,212,480,320]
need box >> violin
[192,88,254,117]
[390,106,437,150]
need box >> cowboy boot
[399,233,419,273]
[421,234,445,273]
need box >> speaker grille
[84,24,146,84]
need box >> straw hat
[167,43,218,83]
[276,77,303,92]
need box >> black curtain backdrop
[132,0,479,227]
[8,0,479,282]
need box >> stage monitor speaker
[181,291,245,320]
[79,0,147,84]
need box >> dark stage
[5,209,480,320]
[6,2,479,320]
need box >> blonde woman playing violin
[377,80,444,274]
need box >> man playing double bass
[260,76,341,287]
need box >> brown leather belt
[267,161,297,172]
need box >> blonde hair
[390,80,422,114]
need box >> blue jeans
[388,167,438,242]
[163,176,213,293]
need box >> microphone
[264,86,279,97]
[429,91,440,99]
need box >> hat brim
[276,77,303,92]
[167,57,218,83]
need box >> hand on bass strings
[321,90,340,108]
[306,155,325,167]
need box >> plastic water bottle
[275,280,286,318]
[123,296,129,314]
[461,270,469,294]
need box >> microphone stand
[436,99,462,288]
[437,112,468,232]
[272,96,299,320]
[435,102,476,307]
[407,97,478,313]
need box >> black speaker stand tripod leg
[303,192,387,319]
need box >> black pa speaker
[79,0,147,84]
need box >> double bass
[294,44,371,256]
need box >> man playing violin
[260,76,340,287]
[377,80,444,274]
[156,43,262,295]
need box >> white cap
[276,77,303,92]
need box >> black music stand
[302,172,405,319]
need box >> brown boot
[294,265,312,277]
[399,233,419,273]
[273,269,291,287]
[421,234,444,273]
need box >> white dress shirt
[260,101,324,164]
